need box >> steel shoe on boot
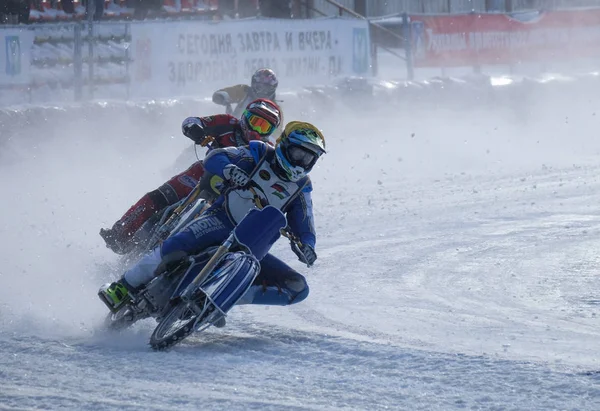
[213,315,226,328]
[100,227,134,255]
[98,279,133,312]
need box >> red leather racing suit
[102,114,257,254]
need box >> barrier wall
[2,9,600,107]
[373,8,600,80]
[0,17,372,106]
[408,9,600,67]
[0,23,131,105]
[129,18,371,99]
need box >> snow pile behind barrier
[2,71,600,152]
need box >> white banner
[0,29,33,87]
[129,18,371,99]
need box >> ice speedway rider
[212,68,279,119]
[99,98,282,255]
[99,121,326,327]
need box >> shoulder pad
[299,176,313,192]
[248,140,269,162]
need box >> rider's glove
[292,242,317,267]
[182,117,207,145]
[223,164,250,188]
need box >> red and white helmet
[239,98,282,143]
[251,68,278,99]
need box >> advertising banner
[0,29,34,86]
[410,9,600,67]
[130,18,372,99]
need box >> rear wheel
[103,306,140,332]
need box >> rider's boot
[99,226,134,255]
[98,278,137,312]
[100,190,171,255]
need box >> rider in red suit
[100,98,282,255]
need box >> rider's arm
[182,114,237,147]
[198,114,239,149]
[286,183,317,249]
[212,85,251,105]
[204,146,255,178]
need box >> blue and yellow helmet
[274,121,326,182]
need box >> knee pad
[286,277,309,304]
[289,282,309,305]
[155,250,189,275]
[239,280,309,306]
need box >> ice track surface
[1,98,600,410]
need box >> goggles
[287,145,317,168]
[245,113,274,136]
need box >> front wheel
[149,300,198,351]
[150,292,222,351]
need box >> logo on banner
[411,21,425,58]
[352,28,368,74]
[5,36,21,76]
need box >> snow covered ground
[1,75,600,409]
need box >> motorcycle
[100,205,306,351]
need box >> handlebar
[281,228,312,267]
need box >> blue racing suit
[123,141,317,306]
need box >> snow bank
[2,71,599,147]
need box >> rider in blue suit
[99,121,327,319]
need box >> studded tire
[149,300,200,351]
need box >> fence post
[28,27,34,104]
[74,23,83,101]
[402,12,414,81]
[125,23,131,100]
[87,0,95,100]
[370,27,378,77]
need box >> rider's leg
[100,161,206,254]
[237,253,309,306]
[99,207,232,310]
[122,208,233,289]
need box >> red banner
[410,9,600,67]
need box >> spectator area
[1,0,221,23]
[1,0,304,23]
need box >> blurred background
[3,0,600,107]
[2,0,600,28]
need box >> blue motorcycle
[102,205,303,351]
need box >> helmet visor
[245,113,274,136]
[287,145,317,168]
